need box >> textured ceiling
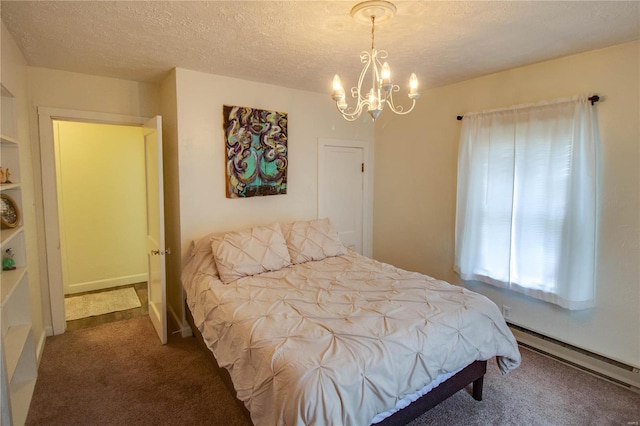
[1,1,639,94]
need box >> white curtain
[455,96,599,310]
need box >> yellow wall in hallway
[54,121,147,294]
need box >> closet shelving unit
[1,84,37,426]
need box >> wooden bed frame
[185,302,487,426]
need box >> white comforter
[183,247,521,426]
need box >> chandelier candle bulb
[381,62,391,85]
[368,89,377,107]
[332,75,346,101]
[409,73,420,99]
[331,0,420,121]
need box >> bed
[181,219,521,425]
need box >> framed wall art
[0,193,20,229]
[223,105,288,198]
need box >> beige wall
[26,67,160,118]
[159,69,182,331]
[54,121,147,294]
[172,68,375,323]
[374,41,640,367]
[1,22,46,356]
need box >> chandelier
[331,0,419,122]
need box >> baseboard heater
[508,323,640,392]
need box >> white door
[318,142,365,253]
[144,116,167,344]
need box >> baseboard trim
[35,328,47,364]
[168,302,191,338]
[66,274,148,295]
[509,324,639,392]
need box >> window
[455,96,599,310]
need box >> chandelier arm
[385,89,417,114]
[376,50,389,61]
[356,51,374,102]
[336,103,365,121]
[338,90,369,120]
[372,51,381,87]
[349,99,368,116]
[372,58,380,110]
[373,50,389,100]
[335,49,373,121]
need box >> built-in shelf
[0,267,27,306]
[4,324,31,381]
[0,183,20,191]
[0,226,23,246]
[9,377,37,426]
[0,133,18,145]
[1,83,37,425]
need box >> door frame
[38,107,151,335]
[318,138,374,258]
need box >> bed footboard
[185,301,487,426]
[375,360,487,426]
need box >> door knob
[150,248,171,256]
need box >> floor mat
[65,287,142,321]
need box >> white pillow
[181,233,221,290]
[284,218,347,264]
[212,223,291,284]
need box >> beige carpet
[27,316,640,425]
[64,287,142,321]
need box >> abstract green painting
[223,105,288,198]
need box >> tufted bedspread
[183,247,521,426]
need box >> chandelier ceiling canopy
[331,0,419,122]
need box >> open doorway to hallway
[39,107,167,342]
[53,120,148,330]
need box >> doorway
[53,121,148,330]
[38,108,167,343]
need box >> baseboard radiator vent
[508,323,639,392]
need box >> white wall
[172,67,375,319]
[374,41,639,367]
[26,67,160,332]
[54,121,147,294]
[1,22,46,356]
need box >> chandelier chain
[371,16,375,51]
